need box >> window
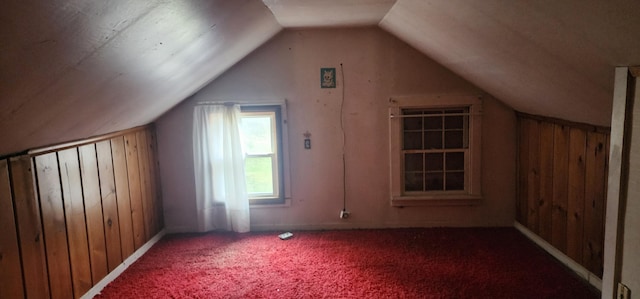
[240,105,286,204]
[403,107,468,192]
[389,96,482,206]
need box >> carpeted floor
[95,228,599,298]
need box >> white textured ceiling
[380,0,640,127]
[0,0,282,156]
[263,0,396,27]
[1,0,640,156]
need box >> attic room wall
[156,27,517,232]
[516,114,609,279]
[0,126,163,298]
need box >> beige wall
[156,27,517,232]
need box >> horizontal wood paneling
[516,114,609,277]
[0,125,163,298]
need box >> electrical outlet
[340,210,350,219]
[618,283,630,299]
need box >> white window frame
[389,95,482,206]
[240,110,281,200]
[237,102,291,207]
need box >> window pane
[424,131,442,149]
[403,116,422,131]
[444,130,463,148]
[424,116,442,130]
[425,153,443,171]
[404,153,423,172]
[403,132,422,150]
[245,156,274,195]
[444,109,465,114]
[240,116,273,154]
[404,172,423,191]
[446,172,464,190]
[446,152,465,171]
[425,172,444,191]
[445,116,463,129]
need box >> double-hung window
[239,105,287,205]
[389,95,482,206]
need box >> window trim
[240,109,280,200]
[239,103,291,206]
[389,95,483,206]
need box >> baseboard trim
[514,222,602,290]
[81,229,166,299]
[250,222,510,232]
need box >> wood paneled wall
[0,126,163,299]
[516,114,609,277]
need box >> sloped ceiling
[380,0,640,127]
[1,0,639,156]
[0,0,281,156]
[263,0,396,27]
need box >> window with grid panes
[389,95,482,206]
[402,108,468,192]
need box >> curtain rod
[195,99,288,106]
[195,101,237,106]
[389,113,482,119]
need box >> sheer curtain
[193,104,250,233]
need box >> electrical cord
[340,63,346,212]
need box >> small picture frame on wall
[320,68,336,88]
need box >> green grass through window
[245,156,273,195]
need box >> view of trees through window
[239,108,281,202]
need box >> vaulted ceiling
[1,0,639,156]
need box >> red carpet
[95,228,599,298]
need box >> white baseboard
[81,229,166,299]
[164,225,197,234]
[513,222,602,290]
[249,221,509,232]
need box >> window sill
[250,198,291,209]
[391,194,482,207]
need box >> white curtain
[193,104,250,233]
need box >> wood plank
[35,153,74,299]
[583,131,607,277]
[0,159,24,299]
[145,128,162,235]
[79,144,108,283]
[149,129,165,231]
[124,133,145,249]
[567,128,586,264]
[516,119,529,225]
[58,148,93,297]
[29,125,149,156]
[111,136,135,259]
[538,122,554,243]
[551,124,569,252]
[96,140,123,272]
[136,130,154,241]
[526,119,540,233]
[10,156,50,298]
